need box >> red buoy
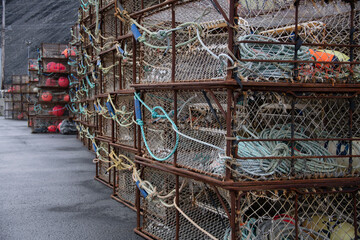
[48,125,57,133]
[52,105,65,117]
[57,121,62,132]
[46,62,56,72]
[58,77,69,87]
[41,92,53,102]
[63,94,70,102]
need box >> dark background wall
[0,0,79,84]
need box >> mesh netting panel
[101,0,114,7]
[115,94,135,147]
[98,98,113,138]
[233,91,359,181]
[236,0,359,84]
[178,182,231,240]
[85,100,96,126]
[102,7,117,40]
[120,39,137,88]
[121,0,168,15]
[4,92,11,100]
[12,102,21,110]
[139,0,229,83]
[21,84,29,93]
[113,146,137,206]
[41,43,68,58]
[29,71,39,82]
[34,103,68,117]
[142,168,177,239]
[141,89,227,177]
[13,94,22,101]
[237,189,359,240]
[101,51,117,93]
[141,167,231,239]
[28,83,38,93]
[25,94,38,104]
[12,76,22,84]
[96,139,112,184]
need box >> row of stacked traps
[4,75,30,120]
[30,43,77,134]
[71,0,138,207]
[70,0,360,240]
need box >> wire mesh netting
[236,0,360,84]
[29,71,39,82]
[114,94,135,147]
[139,89,228,178]
[137,0,229,84]
[101,51,118,93]
[141,167,232,240]
[41,43,69,59]
[236,188,359,240]
[94,139,113,185]
[232,91,359,181]
[73,2,360,239]
[12,75,28,85]
[141,168,178,239]
[112,146,138,207]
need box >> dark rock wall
[1,0,79,83]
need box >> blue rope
[134,92,179,161]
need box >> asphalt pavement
[0,118,142,240]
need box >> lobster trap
[40,43,71,59]
[235,0,360,84]
[232,91,360,181]
[31,117,64,133]
[136,0,230,84]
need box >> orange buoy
[62,48,76,58]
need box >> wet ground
[0,118,142,240]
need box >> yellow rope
[107,150,135,172]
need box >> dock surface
[0,118,141,240]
